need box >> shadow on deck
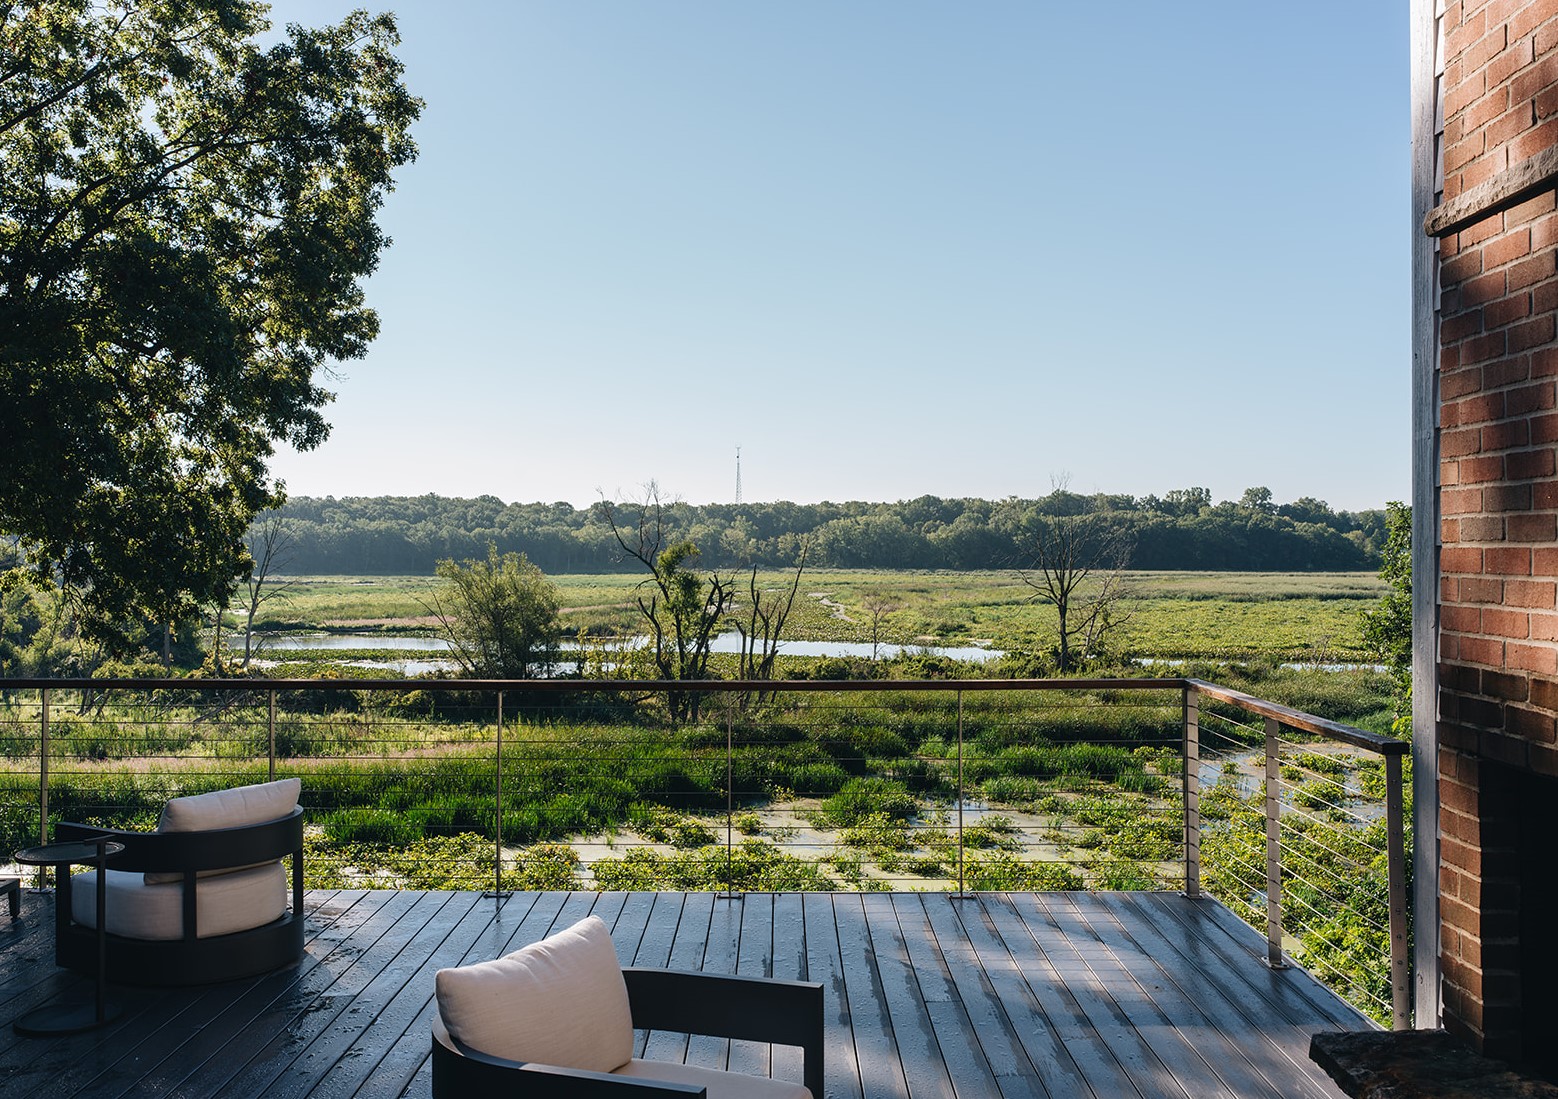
[0,889,1367,1098]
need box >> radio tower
[734,446,743,506]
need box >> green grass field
[255,569,1387,662]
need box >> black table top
[13,839,125,866]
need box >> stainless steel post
[488,690,505,899]
[268,689,277,781]
[955,689,968,898]
[38,688,49,890]
[1264,716,1287,969]
[1183,686,1201,898]
[719,695,738,900]
[1386,750,1411,1029]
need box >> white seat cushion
[434,915,633,1074]
[145,778,301,884]
[71,863,287,940]
[614,1059,813,1099]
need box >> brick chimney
[1422,0,1558,1067]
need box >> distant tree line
[263,487,1389,575]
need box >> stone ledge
[1311,1031,1558,1099]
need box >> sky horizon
[262,1,1409,514]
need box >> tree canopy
[0,0,420,647]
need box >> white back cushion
[434,915,633,1073]
[158,778,301,832]
[145,778,301,884]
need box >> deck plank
[0,890,1367,1099]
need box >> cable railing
[0,674,1409,1027]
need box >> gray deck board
[0,891,1363,1098]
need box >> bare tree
[605,484,734,722]
[735,540,808,706]
[239,515,297,670]
[1016,513,1134,673]
[860,591,900,661]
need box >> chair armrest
[431,1013,705,1098]
[55,809,303,873]
[623,968,824,1098]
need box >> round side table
[12,836,125,1036]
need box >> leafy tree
[0,1,421,649]
[1360,501,1411,733]
[606,485,733,722]
[428,547,560,679]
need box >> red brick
[1504,579,1557,607]
[1513,1,1558,43]
[1532,676,1558,710]
[1450,392,1510,424]
[1446,604,1484,632]
[1446,311,1488,343]
[1484,667,1532,699]
[1485,482,1534,510]
[1466,152,1510,191]
[1464,332,1512,364]
[1445,545,1487,573]
[1463,454,1508,482]
[1448,8,1492,59]
[1506,189,1558,225]
[1512,116,1558,161]
[1511,640,1558,673]
[1485,293,1533,327]
[1491,103,1538,148]
[1509,250,1558,289]
[1446,516,1464,543]
[1534,479,1558,507]
[1508,446,1557,477]
[1508,512,1557,540]
[1461,270,1510,305]
[1482,418,1531,448]
[1443,835,1485,876]
[1448,135,1490,175]
[1508,381,1557,412]
[1462,575,1506,602]
[1487,546,1534,574]
[1530,411,1558,441]
[1539,81,1558,119]
[1534,546,1558,573]
[1444,661,1486,691]
[1463,635,1509,665]
[1462,514,1509,540]
[1511,313,1558,349]
[1446,486,1488,514]
[1490,230,1534,271]
[1445,244,1488,281]
[1493,32,1536,85]
[1536,221,1558,254]
[1532,612,1558,640]
[1513,51,1558,104]
[1509,704,1558,741]
[1534,345,1558,374]
[1485,354,1533,386]
[1485,606,1533,635]
[1446,426,1485,457]
[1445,458,1463,486]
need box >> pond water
[260,632,1001,664]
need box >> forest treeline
[265,488,1390,574]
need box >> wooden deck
[0,889,1368,1098]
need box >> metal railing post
[719,694,738,900]
[267,689,277,781]
[37,687,49,890]
[486,690,507,900]
[1183,686,1201,899]
[955,689,968,898]
[1386,751,1411,1029]
[1263,716,1287,969]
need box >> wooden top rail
[0,674,1405,755]
[1186,679,1408,755]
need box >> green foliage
[0,3,421,645]
[813,778,918,827]
[965,854,1083,891]
[592,840,836,891]
[1360,501,1412,733]
[431,547,560,678]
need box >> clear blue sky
[263,0,1409,512]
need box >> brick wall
[1435,0,1558,1057]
